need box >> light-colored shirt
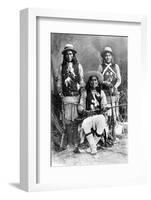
[98,64,121,89]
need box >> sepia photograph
[51,33,128,167]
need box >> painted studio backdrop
[51,33,127,92]
[51,33,128,166]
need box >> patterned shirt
[98,63,121,89]
[57,62,84,96]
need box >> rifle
[75,104,127,123]
[109,90,116,141]
[51,111,64,135]
[59,94,66,148]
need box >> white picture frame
[20,8,147,192]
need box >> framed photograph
[20,8,147,191]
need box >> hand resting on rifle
[103,81,113,88]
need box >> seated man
[77,71,108,155]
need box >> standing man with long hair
[57,44,85,149]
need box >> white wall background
[0,0,150,199]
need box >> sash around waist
[63,96,80,105]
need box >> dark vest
[86,90,102,111]
[62,63,80,96]
[102,63,117,86]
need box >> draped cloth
[63,96,80,122]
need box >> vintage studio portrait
[51,33,128,166]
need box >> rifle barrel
[107,104,127,109]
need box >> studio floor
[52,134,128,167]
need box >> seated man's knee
[82,117,92,134]
[95,115,106,135]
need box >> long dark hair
[85,76,102,93]
[62,52,79,66]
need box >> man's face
[65,50,73,62]
[90,76,99,89]
[104,52,112,64]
